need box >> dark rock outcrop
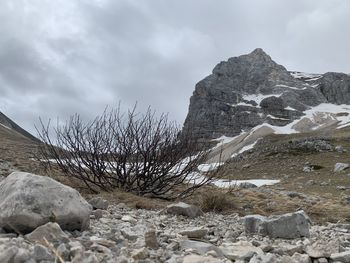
[183,48,350,140]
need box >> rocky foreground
[0,173,350,263]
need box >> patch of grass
[199,191,236,212]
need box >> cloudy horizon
[1,0,350,135]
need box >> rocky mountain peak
[183,49,350,141]
[246,47,273,62]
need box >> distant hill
[0,112,39,142]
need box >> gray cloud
[0,0,350,135]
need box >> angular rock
[219,241,263,261]
[33,244,54,262]
[166,202,203,218]
[249,253,278,263]
[144,228,159,249]
[180,240,224,257]
[88,197,109,210]
[179,228,208,239]
[305,239,339,258]
[330,251,350,262]
[182,255,222,263]
[334,163,350,172]
[91,209,103,220]
[291,252,311,263]
[131,247,149,260]
[72,251,98,263]
[26,222,70,244]
[0,172,91,233]
[317,258,328,263]
[0,246,33,263]
[244,211,310,239]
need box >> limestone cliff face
[183,48,350,140]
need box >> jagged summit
[183,49,350,141]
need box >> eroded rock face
[183,48,350,140]
[0,172,92,233]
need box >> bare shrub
[36,106,215,199]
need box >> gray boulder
[166,202,203,218]
[0,172,92,233]
[245,211,310,239]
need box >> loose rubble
[0,173,350,262]
[0,203,349,262]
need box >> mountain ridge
[0,112,39,142]
[183,48,350,141]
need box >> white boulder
[0,172,92,233]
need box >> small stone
[0,246,18,262]
[14,248,32,263]
[90,243,111,254]
[179,228,209,239]
[249,253,278,263]
[88,197,109,210]
[26,222,70,244]
[330,251,350,262]
[219,241,263,261]
[94,238,116,248]
[33,244,54,262]
[182,255,222,263]
[180,240,224,257]
[72,251,98,263]
[121,215,137,223]
[291,252,311,263]
[131,247,149,260]
[166,202,203,218]
[56,243,70,261]
[69,241,85,258]
[317,258,328,263]
[335,145,346,153]
[145,229,159,249]
[120,229,138,241]
[117,256,130,263]
[303,166,313,172]
[334,163,350,172]
[306,239,339,258]
[91,209,103,220]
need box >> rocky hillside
[0,111,39,142]
[183,48,350,141]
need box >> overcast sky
[1,0,350,135]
